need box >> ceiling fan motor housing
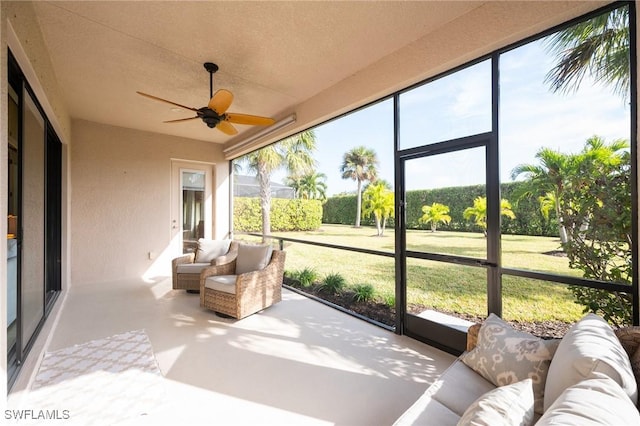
[197,107,222,128]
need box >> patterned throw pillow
[457,378,535,426]
[460,314,559,414]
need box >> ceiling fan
[137,62,275,136]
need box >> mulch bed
[285,279,571,339]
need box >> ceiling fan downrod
[204,62,219,99]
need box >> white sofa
[394,313,640,425]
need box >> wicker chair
[172,240,239,291]
[200,248,286,319]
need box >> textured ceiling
[31,1,484,146]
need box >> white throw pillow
[457,378,535,426]
[460,314,559,414]
[537,374,640,425]
[195,239,232,263]
[235,243,273,275]
[543,313,637,411]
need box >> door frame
[396,133,499,353]
[170,160,215,256]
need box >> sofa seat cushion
[394,358,497,426]
[460,314,559,414]
[394,393,460,426]
[205,275,237,294]
[176,263,210,274]
[195,239,232,263]
[537,374,640,425]
[457,378,535,426]
[544,313,638,411]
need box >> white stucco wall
[70,120,230,285]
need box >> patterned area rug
[18,330,166,425]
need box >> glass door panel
[404,147,487,258]
[21,89,45,351]
[401,144,489,352]
[7,86,19,367]
[182,170,206,252]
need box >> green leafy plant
[362,181,394,236]
[419,202,451,232]
[353,284,375,303]
[297,267,318,288]
[319,273,346,295]
[382,292,396,309]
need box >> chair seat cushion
[205,275,237,294]
[176,263,210,274]
[195,239,232,263]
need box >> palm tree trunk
[258,163,272,238]
[555,202,568,244]
[355,179,362,227]
[374,215,381,236]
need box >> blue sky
[264,35,630,196]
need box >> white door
[171,160,214,256]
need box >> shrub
[284,269,301,288]
[319,273,346,295]
[297,267,318,288]
[381,293,396,308]
[353,284,375,303]
[234,197,322,232]
[322,182,558,236]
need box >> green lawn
[259,224,585,324]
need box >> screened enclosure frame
[231,1,639,353]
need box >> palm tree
[463,196,515,236]
[511,137,628,243]
[419,202,451,232]
[286,171,327,201]
[362,181,394,236]
[544,6,629,99]
[340,146,378,227]
[511,148,572,243]
[241,131,316,236]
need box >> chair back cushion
[236,243,273,274]
[195,239,232,263]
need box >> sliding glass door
[7,51,62,387]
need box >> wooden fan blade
[137,91,198,111]
[208,89,234,114]
[163,116,199,123]
[217,120,238,135]
[225,113,275,126]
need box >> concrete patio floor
[8,277,455,425]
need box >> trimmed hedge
[234,197,323,232]
[322,182,558,236]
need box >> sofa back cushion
[235,243,273,274]
[543,313,637,411]
[195,239,232,263]
[537,374,640,425]
[460,314,559,414]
